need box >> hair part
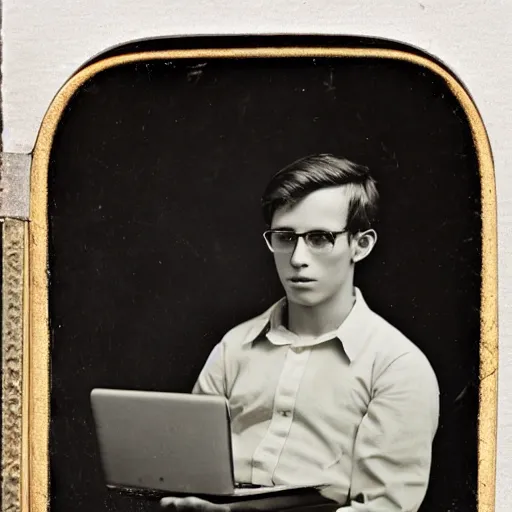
[261,154,379,234]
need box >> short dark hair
[261,154,379,234]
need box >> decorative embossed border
[2,45,497,512]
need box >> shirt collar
[242,288,374,363]
[334,288,374,362]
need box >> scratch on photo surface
[91,157,110,170]
[453,385,468,404]
[145,63,153,81]
[481,367,497,382]
[380,141,399,168]
[323,69,336,93]
[239,93,251,121]
[176,236,201,259]
[187,62,208,84]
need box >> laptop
[90,388,322,500]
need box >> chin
[286,290,324,308]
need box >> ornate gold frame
[1,46,497,512]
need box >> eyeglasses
[263,229,349,254]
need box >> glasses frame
[262,228,349,253]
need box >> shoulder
[366,309,439,390]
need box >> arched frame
[11,45,497,512]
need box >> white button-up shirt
[193,289,439,511]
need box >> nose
[289,237,310,268]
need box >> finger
[180,497,223,511]
[159,496,224,512]
[160,497,179,509]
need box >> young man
[161,154,440,511]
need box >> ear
[351,229,377,263]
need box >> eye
[306,232,332,248]
[273,232,296,244]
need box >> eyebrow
[270,226,295,231]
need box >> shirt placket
[250,345,311,485]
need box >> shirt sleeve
[335,351,440,512]
[192,341,227,396]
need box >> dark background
[47,46,481,511]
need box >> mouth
[288,277,316,283]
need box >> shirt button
[291,346,304,353]
[279,410,291,417]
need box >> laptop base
[107,483,337,508]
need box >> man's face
[270,186,355,308]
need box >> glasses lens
[305,232,334,252]
[270,232,297,252]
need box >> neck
[287,283,356,338]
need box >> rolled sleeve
[192,341,227,396]
[336,351,440,512]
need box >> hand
[160,496,230,512]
